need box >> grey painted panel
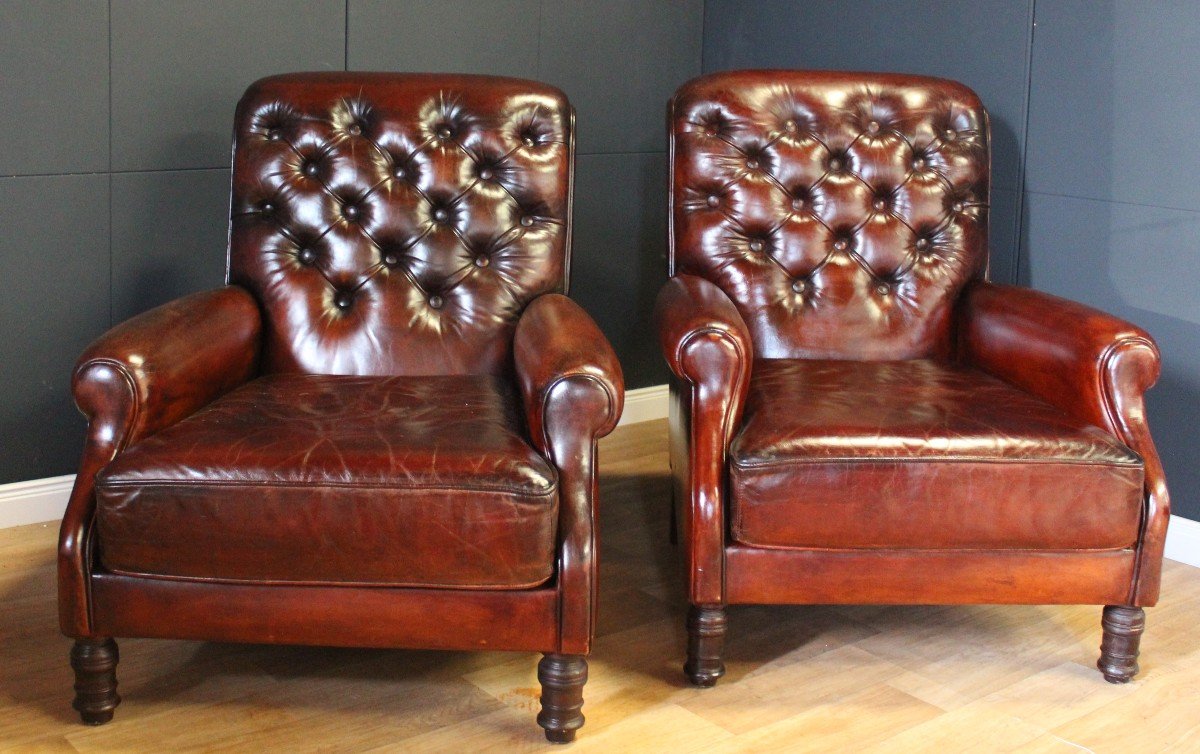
[539,0,703,155]
[1026,1,1200,210]
[0,175,110,483]
[110,169,231,322]
[0,2,109,175]
[110,0,344,172]
[572,152,669,388]
[348,0,538,78]
[988,187,1019,285]
[1022,190,1200,519]
[702,0,1032,192]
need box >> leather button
[706,194,720,207]
[876,282,892,295]
[912,157,927,170]
[383,252,399,267]
[952,201,965,212]
[791,197,805,210]
[944,128,956,140]
[334,291,353,310]
[474,254,490,268]
[432,207,449,223]
[791,279,806,293]
[520,215,535,227]
[261,202,275,213]
[873,199,888,211]
[302,161,318,177]
[828,158,843,171]
[297,247,317,265]
[784,120,797,133]
[348,123,363,136]
[266,128,282,141]
[437,125,452,139]
[749,239,765,253]
[915,237,930,251]
[343,203,360,220]
[867,120,881,134]
[522,135,536,147]
[478,167,494,181]
[833,239,848,251]
[746,158,759,170]
[428,294,444,309]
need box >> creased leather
[95,373,557,588]
[961,281,1169,604]
[730,359,1144,550]
[513,293,624,653]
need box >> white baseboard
[1164,513,1200,568]
[0,474,74,529]
[618,384,669,426]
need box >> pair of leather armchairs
[59,71,1168,743]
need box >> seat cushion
[95,373,558,588]
[729,359,1144,551]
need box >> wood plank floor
[2,419,1198,752]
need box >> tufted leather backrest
[670,70,990,360]
[229,73,573,375]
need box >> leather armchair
[60,73,623,743]
[657,70,1168,688]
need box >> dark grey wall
[0,0,697,485]
[703,0,1199,520]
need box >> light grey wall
[0,0,699,484]
[702,0,1199,520]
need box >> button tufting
[833,238,848,251]
[912,157,927,170]
[474,254,490,268]
[266,128,282,141]
[746,158,759,170]
[791,197,805,210]
[749,239,765,253]
[784,120,797,132]
[432,207,450,223]
[334,291,354,310]
[478,167,494,181]
[875,282,892,295]
[792,279,806,293]
[522,135,536,147]
[706,194,720,207]
[873,198,888,211]
[383,252,399,267]
[915,238,930,251]
[302,161,318,177]
[348,123,363,136]
[393,165,408,180]
[343,203,360,220]
[952,201,965,212]
[944,128,956,140]
[437,125,452,139]
[867,120,881,134]
[520,215,535,227]
[428,294,444,309]
[261,201,275,213]
[297,247,317,265]
[828,157,843,171]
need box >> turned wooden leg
[537,653,587,743]
[70,638,120,725]
[1098,605,1145,683]
[684,605,726,687]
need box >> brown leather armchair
[59,73,623,743]
[656,70,1169,688]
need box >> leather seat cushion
[95,373,558,588]
[729,359,1145,551]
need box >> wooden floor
[2,419,1199,752]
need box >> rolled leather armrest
[654,274,752,605]
[960,281,1159,433]
[960,280,1169,604]
[514,293,624,451]
[513,293,623,655]
[60,286,261,636]
[73,286,263,446]
[655,274,752,449]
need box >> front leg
[1098,605,1145,683]
[537,653,588,743]
[684,605,727,687]
[70,638,120,724]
